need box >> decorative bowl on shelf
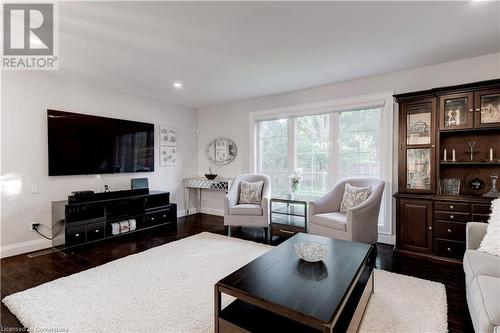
[294,241,327,262]
[205,173,217,180]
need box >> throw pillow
[478,198,500,257]
[239,181,264,204]
[339,183,371,213]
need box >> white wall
[197,52,500,225]
[1,71,199,257]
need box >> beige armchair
[224,174,271,239]
[308,178,385,244]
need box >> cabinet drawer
[145,209,171,225]
[271,224,304,238]
[435,221,465,242]
[472,214,490,223]
[435,239,465,260]
[434,202,469,213]
[66,225,86,246]
[472,204,491,215]
[144,213,159,225]
[86,222,105,242]
[434,211,470,222]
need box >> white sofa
[464,222,500,333]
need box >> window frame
[249,92,395,243]
[256,118,290,197]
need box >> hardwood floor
[1,213,473,332]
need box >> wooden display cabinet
[394,79,499,264]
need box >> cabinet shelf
[440,127,500,134]
[440,161,500,166]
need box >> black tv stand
[60,190,176,248]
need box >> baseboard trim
[182,207,223,217]
[1,238,52,259]
[377,233,395,245]
[200,208,224,216]
[177,209,188,217]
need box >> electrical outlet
[30,184,38,194]
[31,223,40,232]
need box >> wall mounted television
[48,110,154,176]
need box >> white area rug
[359,270,448,333]
[3,232,447,333]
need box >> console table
[183,177,233,215]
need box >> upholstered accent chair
[308,178,385,244]
[224,174,271,239]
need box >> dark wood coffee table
[214,233,376,333]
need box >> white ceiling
[55,1,500,108]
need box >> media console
[51,189,177,248]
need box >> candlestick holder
[465,142,479,161]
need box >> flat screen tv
[48,110,154,176]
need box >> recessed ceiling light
[173,82,183,89]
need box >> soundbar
[68,188,150,204]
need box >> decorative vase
[483,173,500,198]
[291,180,300,197]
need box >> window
[252,92,393,241]
[295,114,329,197]
[338,108,381,179]
[257,109,382,197]
[257,119,288,196]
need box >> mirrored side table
[183,177,233,215]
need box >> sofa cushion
[229,204,263,216]
[479,198,500,257]
[309,212,347,231]
[477,275,500,326]
[464,250,500,285]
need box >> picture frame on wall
[160,146,176,167]
[160,126,177,146]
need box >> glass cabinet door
[400,98,436,194]
[406,102,433,145]
[475,89,500,128]
[439,93,473,130]
[406,148,432,191]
